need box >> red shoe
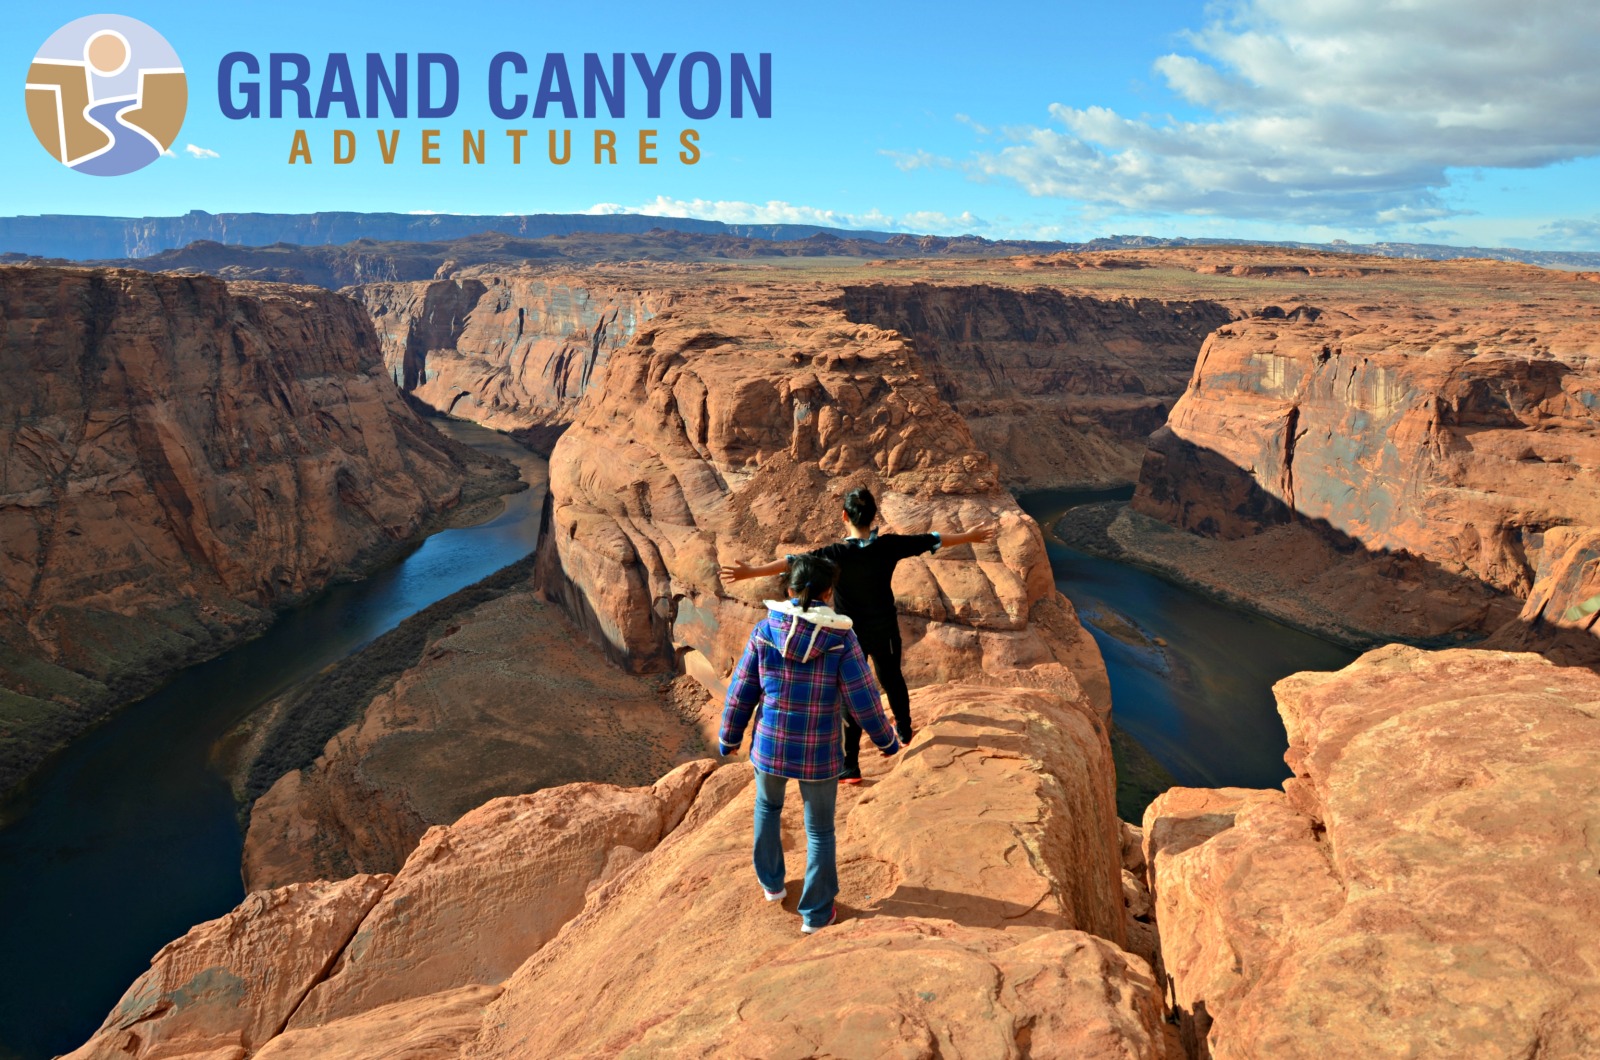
[840,765,862,785]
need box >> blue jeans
[752,769,838,928]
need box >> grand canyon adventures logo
[25,15,187,176]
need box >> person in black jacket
[720,488,997,782]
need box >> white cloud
[161,148,176,157]
[973,0,1600,226]
[954,113,991,138]
[1539,217,1600,248]
[584,197,992,236]
[880,148,952,172]
[184,144,219,159]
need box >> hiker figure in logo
[721,487,997,781]
[718,554,900,933]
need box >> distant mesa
[25,15,186,177]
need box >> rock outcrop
[1488,525,1600,662]
[837,283,1234,488]
[1144,645,1600,1058]
[70,683,1157,1059]
[0,265,503,793]
[1134,303,1600,645]
[241,584,709,891]
[532,283,1109,708]
[349,275,667,440]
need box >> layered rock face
[533,283,1109,715]
[1143,646,1600,1059]
[0,265,493,792]
[837,283,1234,487]
[348,275,668,438]
[70,684,1155,1059]
[1134,305,1600,643]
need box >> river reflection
[1016,488,1357,790]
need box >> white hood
[763,600,854,663]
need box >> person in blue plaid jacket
[719,554,901,933]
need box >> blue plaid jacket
[719,601,900,780]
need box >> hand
[880,742,900,758]
[718,561,757,585]
[718,742,737,757]
[971,522,999,545]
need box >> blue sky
[8,0,1600,249]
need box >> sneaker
[800,906,837,934]
[840,764,862,785]
[762,886,785,902]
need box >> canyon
[348,274,668,438]
[0,265,514,795]
[347,264,1240,488]
[11,242,1600,1058]
[1129,267,1600,652]
[343,248,1600,660]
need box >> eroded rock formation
[1488,525,1600,662]
[349,275,668,438]
[1144,645,1600,1058]
[837,283,1234,488]
[70,684,1155,1059]
[532,283,1109,711]
[0,265,502,792]
[1133,303,1600,645]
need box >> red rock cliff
[349,274,670,438]
[69,684,1163,1059]
[838,283,1235,488]
[1133,303,1600,643]
[0,265,487,791]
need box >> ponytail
[787,554,838,611]
[842,488,878,531]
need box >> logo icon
[25,15,186,177]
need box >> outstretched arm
[718,556,790,585]
[934,523,999,549]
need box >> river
[0,468,1353,1059]
[1016,487,1358,792]
[0,422,546,1060]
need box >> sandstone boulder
[70,682,1157,1058]
[286,760,717,1026]
[531,283,1110,724]
[252,985,504,1060]
[63,875,390,1060]
[469,682,1153,1058]
[1145,645,1600,1058]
